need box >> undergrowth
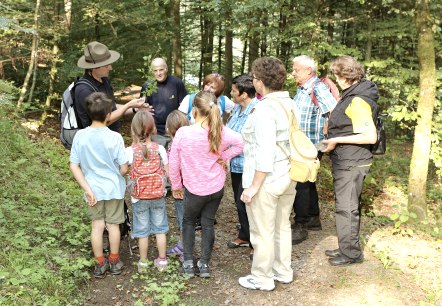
[0,103,92,305]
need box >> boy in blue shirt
[70,92,128,278]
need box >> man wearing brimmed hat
[140,58,187,147]
[75,41,145,132]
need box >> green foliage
[0,103,92,304]
[131,260,188,306]
[389,207,418,236]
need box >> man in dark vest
[140,58,187,147]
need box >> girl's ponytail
[193,91,223,153]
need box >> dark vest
[328,79,379,169]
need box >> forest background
[0,0,441,305]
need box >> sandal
[227,239,250,249]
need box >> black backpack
[371,113,386,155]
[60,78,97,149]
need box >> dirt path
[83,174,439,306]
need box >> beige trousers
[246,173,297,282]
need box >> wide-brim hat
[77,41,120,69]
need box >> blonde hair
[166,110,189,138]
[193,91,223,153]
[131,110,157,159]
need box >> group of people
[69,41,379,290]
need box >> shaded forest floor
[29,111,442,306]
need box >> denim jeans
[182,187,224,264]
[132,198,169,238]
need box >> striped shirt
[242,91,297,188]
[169,125,244,196]
[227,97,259,173]
[293,76,337,144]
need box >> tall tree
[171,0,183,78]
[17,0,40,110]
[407,0,436,220]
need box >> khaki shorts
[88,199,125,224]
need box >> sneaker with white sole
[182,260,195,278]
[238,275,275,291]
[137,260,149,274]
[154,258,168,272]
[197,260,211,278]
[272,273,293,284]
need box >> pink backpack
[130,143,166,200]
[310,77,341,106]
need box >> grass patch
[0,103,92,305]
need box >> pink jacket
[169,126,244,196]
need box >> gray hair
[151,57,168,70]
[292,55,316,72]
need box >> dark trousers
[293,181,320,224]
[182,187,224,264]
[332,165,370,260]
[231,172,250,242]
[293,151,322,224]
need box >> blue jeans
[132,198,169,238]
[182,188,224,264]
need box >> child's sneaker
[197,260,211,278]
[166,243,184,256]
[137,259,149,274]
[93,259,109,278]
[154,257,168,272]
[109,259,124,275]
[181,261,195,278]
[178,254,184,263]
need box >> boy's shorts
[88,199,124,224]
[132,198,169,238]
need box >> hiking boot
[227,239,250,249]
[137,259,149,274]
[182,261,195,278]
[93,260,109,278]
[109,259,124,275]
[292,223,308,245]
[325,248,340,258]
[238,275,275,291]
[303,216,322,231]
[197,260,211,278]
[154,258,168,272]
[166,243,184,256]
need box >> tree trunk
[28,36,39,103]
[171,0,183,78]
[241,34,248,75]
[224,17,233,96]
[248,30,259,72]
[64,0,72,30]
[41,43,59,124]
[365,16,373,62]
[217,23,223,73]
[407,0,436,220]
[17,0,41,110]
[203,16,214,76]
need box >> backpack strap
[219,95,226,113]
[187,93,197,121]
[70,77,98,129]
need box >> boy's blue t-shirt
[70,127,128,202]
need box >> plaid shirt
[227,98,259,173]
[293,75,337,144]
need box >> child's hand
[172,189,184,199]
[85,190,97,206]
[216,157,228,171]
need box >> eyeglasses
[211,73,225,81]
